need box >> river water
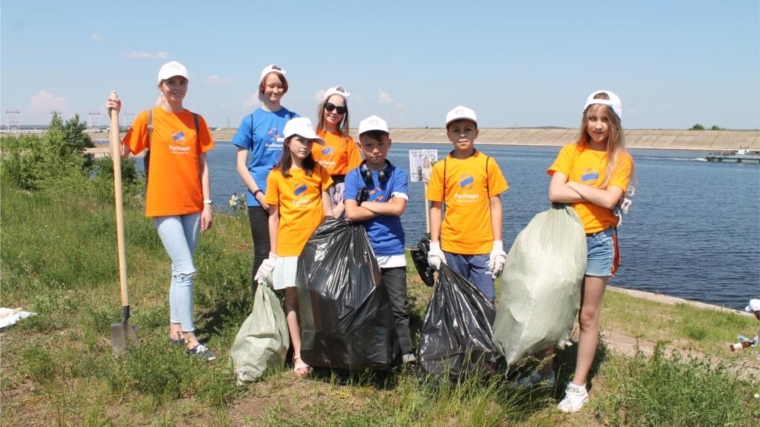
[204,142,760,311]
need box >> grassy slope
[2,187,759,427]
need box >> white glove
[427,241,446,271]
[488,240,507,279]
[254,253,277,283]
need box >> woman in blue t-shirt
[232,64,299,295]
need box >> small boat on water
[705,149,760,164]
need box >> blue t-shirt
[231,107,299,207]
[345,164,407,256]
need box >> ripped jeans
[154,214,200,332]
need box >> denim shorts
[586,228,615,277]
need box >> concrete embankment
[85,128,760,156]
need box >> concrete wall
[85,128,760,151]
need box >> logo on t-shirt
[368,187,385,202]
[172,131,187,145]
[459,175,475,189]
[322,147,334,155]
[265,128,285,150]
[294,182,307,196]
[453,174,479,203]
[581,168,599,183]
[169,130,190,153]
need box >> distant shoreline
[78,127,759,153]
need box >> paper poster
[409,149,438,183]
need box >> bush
[1,112,143,200]
[689,123,705,130]
[91,157,144,205]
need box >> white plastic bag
[229,281,289,385]
[493,205,587,366]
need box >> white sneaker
[557,382,588,413]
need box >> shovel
[108,91,138,354]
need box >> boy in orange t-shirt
[425,106,509,302]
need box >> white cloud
[314,89,326,102]
[205,74,234,85]
[91,33,102,43]
[378,89,393,103]
[28,90,69,114]
[244,93,258,108]
[122,51,168,59]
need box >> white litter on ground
[0,307,36,329]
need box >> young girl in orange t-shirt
[254,117,333,376]
[107,61,216,361]
[548,90,634,412]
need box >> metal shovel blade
[111,306,139,354]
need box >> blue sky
[2,0,758,130]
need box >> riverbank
[83,128,760,153]
[3,184,759,427]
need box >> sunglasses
[325,103,347,115]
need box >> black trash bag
[410,233,435,287]
[418,263,501,382]
[297,217,399,370]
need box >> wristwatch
[203,199,213,205]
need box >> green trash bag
[493,204,587,367]
[230,280,290,385]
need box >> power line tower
[88,111,101,131]
[5,109,20,133]
[123,112,135,131]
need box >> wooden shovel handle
[108,92,129,307]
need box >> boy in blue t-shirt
[344,115,415,365]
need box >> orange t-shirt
[122,108,215,217]
[426,151,509,254]
[264,165,334,256]
[311,130,363,176]
[548,143,633,233]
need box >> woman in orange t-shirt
[255,117,333,376]
[108,61,216,361]
[311,86,362,219]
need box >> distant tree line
[689,124,724,131]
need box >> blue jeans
[154,214,200,332]
[586,228,615,277]
[444,252,495,301]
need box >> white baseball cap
[158,61,189,83]
[745,299,760,312]
[445,105,477,126]
[258,64,287,102]
[322,85,350,101]
[283,117,324,145]
[358,115,389,135]
[584,90,623,120]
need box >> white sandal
[293,355,311,376]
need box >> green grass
[2,184,759,426]
[601,289,759,358]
